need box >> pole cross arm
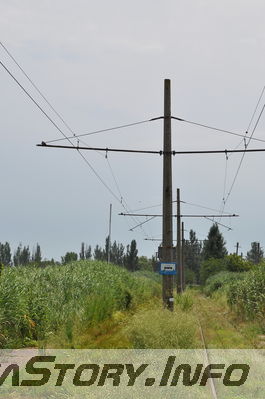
[119,212,239,218]
[37,143,265,156]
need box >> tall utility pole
[107,203,112,263]
[235,242,239,256]
[162,79,174,311]
[181,221,185,291]
[176,188,182,293]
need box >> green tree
[138,256,153,271]
[104,236,110,261]
[200,258,227,284]
[85,245,92,260]
[13,243,31,266]
[125,239,139,272]
[183,230,202,283]
[111,241,125,266]
[20,246,31,265]
[247,242,263,264]
[225,254,251,272]
[93,245,104,261]
[32,243,42,263]
[13,243,22,266]
[80,243,92,260]
[0,242,11,266]
[80,242,85,260]
[61,252,78,265]
[202,223,227,260]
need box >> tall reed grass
[0,261,161,348]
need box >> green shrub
[225,254,251,272]
[200,255,251,284]
[204,271,246,296]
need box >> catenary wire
[229,86,265,154]
[46,119,155,143]
[182,200,233,215]
[45,115,265,144]
[0,59,128,207]
[224,103,265,204]
[77,140,153,238]
[203,217,232,231]
[0,60,74,145]
[0,41,125,180]
[0,41,77,139]
[171,116,265,144]
[218,86,265,222]
[71,144,158,241]
[246,85,265,133]
[129,216,157,232]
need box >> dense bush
[0,261,161,348]
[227,266,265,325]
[200,258,227,284]
[200,255,251,284]
[225,254,252,272]
[204,271,246,296]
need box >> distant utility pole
[235,242,239,256]
[162,79,174,311]
[107,203,112,263]
[181,221,185,291]
[176,188,182,293]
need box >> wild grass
[124,299,198,348]
[174,290,194,311]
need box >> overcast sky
[0,0,265,261]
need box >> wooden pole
[162,79,174,311]
[107,203,112,263]
[176,188,182,293]
[181,221,185,291]
[236,242,239,256]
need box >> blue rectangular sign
[159,262,177,275]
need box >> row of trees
[0,242,43,267]
[0,238,142,272]
[0,225,263,276]
[183,223,264,284]
[62,238,140,272]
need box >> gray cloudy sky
[0,0,265,260]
